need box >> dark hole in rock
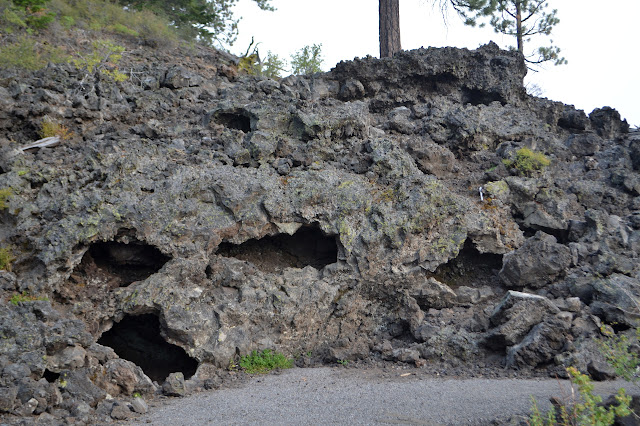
[428,240,503,288]
[462,88,505,106]
[215,111,252,132]
[205,265,213,280]
[80,240,171,287]
[217,225,338,273]
[43,369,60,383]
[515,219,569,244]
[98,314,198,383]
[611,322,631,333]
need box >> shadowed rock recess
[1,38,638,423]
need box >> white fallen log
[18,136,61,152]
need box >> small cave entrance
[428,240,503,288]
[97,314,198,384]
[214,109,253,132]
[461,87,505,106]
[216,225,338,273]
[43,369,60,383]
[74,238,171,288]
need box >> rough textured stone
[110,402,134,420]
[162,372,187,397]
[485,291,560,350]
[499,232,572,289]
[0,31,637,425]
[131,397,149,414]
[505,318,570,368]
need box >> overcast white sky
[230,0,639,127]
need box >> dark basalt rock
[0,34,637,424]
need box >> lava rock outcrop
[1,37,638,423]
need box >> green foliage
[46,0,178,44]
[261,51,286,78]
[9,291,49,305]
[71,39,127,82]
[503,147,550,175]
[239,349,293,374]
[599,326,640,386]
[529,367,631,425]
[0,247,14,271]
[2,5,28,32]
[2,0,55,31]
[109,22,138,36]
[452,0,566,66]
[0,188,11,209]
[58,14,73,28]
[40,119,73,140]
[116,0,274,46]
[290,43,323,75]
[238,40,321,78]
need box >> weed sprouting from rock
[503,147,550,176]
[239,349,293,374]
[0,247,15,271]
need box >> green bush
[290,43,323,75]
[529,367,631,425]
[599,326,640,386]
[0,247,15,271]
[503,147,551,175]
[239,349,293,374]
[71,39,127,81]
[0,36,67,69]
[109,22,138,36]
[46,0,177,44]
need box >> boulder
[162,372,187,397]
[499,232,572,289]
[484,291,560,350]
[506,318,571,368]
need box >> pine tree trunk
[379,0,401,58]
[515,1,523,54]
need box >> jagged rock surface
[1,37,638,423]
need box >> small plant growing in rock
[9,290,48,305]
[0,247,15,271]
[528,367,630,425]
[503,147,550,176]
[0,188,11,209]
[239,349,293,374]
[40,119,73,140]
[71,39,128,82]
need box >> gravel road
[131,367,636,425]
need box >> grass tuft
[239,349,293,374]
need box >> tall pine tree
[452,0,566,66]
[379,0,401,58]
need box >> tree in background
[117,0,274,46]
[290,44,323,75]
[238,41,323,78]
[378,0,490,59]
[379,0,401,58]
[452,0,566,66]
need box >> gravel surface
[130,367,636,425]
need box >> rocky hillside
[1,33,639,423]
